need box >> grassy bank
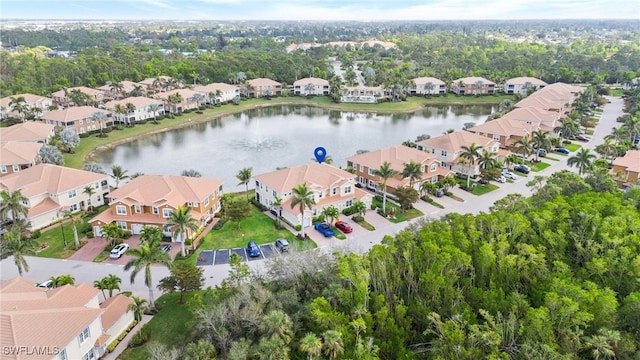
[63,94,515,169]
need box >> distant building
[0,122,55,144]
[104,97,165,124]
[51,86,104,107]
[245,78,282,98]
[503,77,547,95]
[611,150,640,190]
[451,77,496,95]
[410,77,446,96]
[41,106,113,134]
[193,83,240,104]
[293,78,330,96]
[0,93,53,119]
[0,142,43,177]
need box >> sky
[1,0,639,21]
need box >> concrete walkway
[104,314,153,360]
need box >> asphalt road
[0,96,624,300]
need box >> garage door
[93,226,103,237]
[131,224,143,235]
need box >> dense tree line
[148,171,640,359]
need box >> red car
[335,221,353,233]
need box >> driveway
[68,235,180,264]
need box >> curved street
[1,96,624,301]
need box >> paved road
[1,97,624,300]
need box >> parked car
[109,243,130,259]
[36,280,54,289]
[435,189,445,197]
[502,170,517,180]
[275,238,289,252]
[314,223,335,237]
[514,164,530,174]
[535,148,547,157]
[575,134,590,141]
[161,243,172,253]
[247,241,261,257]
[495,175,507,183]
[335,221,353,233]
[553,147,570,154]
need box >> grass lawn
[531,162,551,172]
[354,218,376,231]
[545,156,560,161]
[447,192,465,202]
[191,207,316,262]
[424,198,445,209]
[332,229,347,240]
[565,143,582,152]
[371,197,423,223]
[35,221,85,259]
[468,183,499,195]
[120,292,195,360]
[608,88,624,97]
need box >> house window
[153,206,159,215]
[332,187,338,196]
[430,164,437,172]
[204,197,209,206]
[0,166,6,173]
[368,168,375,176]
[441,150,447,156]
[493,134,500,141]
[117,221,127,230]
[272,190,276,196]
[346,200,353,207]
[359,165,364,172]
[96,195,102,203]
[81,349,95,360]
[69,204,78,212]
[163,208,172,218]
[79,119,83,124]
[441,161,446,166]
[318,191,323,198]
[344,186,352,194]
[12,165,19,172]
[78,327,91,344]
[135,205,141,213]
[58,349,68,360]
[116,206,126,215]
[68,190,77,198]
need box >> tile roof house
[0,122,55,144]
[253,163,372,228]
[416,131,501,177]
[245,78,282,98]
[41,106,113,135]
[0,277,134,360]
[503,77,547,95]
[90,175,223,240]
[410,77,447,96]
[139,76,176,92]
[0,94,53,120]
[97,81,146,99]
[346,145,452,194]
[515,82,583,113]
[104,97,165,124]
[500,106,561,132]
[467,118,535,148]
[293,78,330,96]
[611,150,640,189]
[193,83,240,104]
[451,77,496,95]
[0,164,110,230]
[155,89,201,113]
[0,142,43,177]
[51,86,104,107]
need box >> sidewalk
[104,314,153,360]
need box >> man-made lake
[96,104,494,191]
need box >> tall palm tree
[459,142,482,189]
[94,278,109,300]
[555,118,579,141]
[477,149,498,170]
[531,130,551,161]
[127,295,148,323]
[261,310,293,344]
[595,138,617,165]
[272,195,283,226]
[322,330,344,360]
[111,165,129,189]
[513,136,534,159]
[621,115,640,144]
[49,274,75,287]
[91,111,108,137]
[64,210,84,249]
[299,333,322,360]
[129,84,145,97]
[148,103,161,124]
[568,148,596,175]
[125,102,136,126]
[0,228,37,276]
[110,82,124,99]
[374,161,398,214]
[236,167,253,201]
[402,160,423,189]
[103,274,122,297]
[606,126,628,146]
[166,206,199,257]
[290,183,316,238]
[0,190,29,222]
[124,234,172,308]
[82,186,96,212]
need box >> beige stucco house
[293,78,330,96]
[41,107,114,135]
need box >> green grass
[447,192,465,202]
[565,143,582,152]
[586,129,595,135]
[332,229,347,240]
[93,252,108,262]
[545,156,560,161]
[469,183,499,195]
[371,197,423,223]
[35,221,85,259]
[608,88,624,97]
[424,198,445,209]
[120,292,195,360]
[531,162,551,172]
[354,219,375,231]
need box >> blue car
[314,223,335,237]
[247,241,261,257]
[553,147,570,154]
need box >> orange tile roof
[97,81,144,93]
[0,142,42,166]
[293,77,329,86]
[41,106,111,123]
[104,96,163,109]
[27,197,59,218]
[0,94,52,108]
[0,122,55,143]
[416,131,498,153]
[453,76,496,86]
[504,77,547,86]
[412,77,445,86]
[100,294,133,331]
[347,145,437,172]
[247,78,282,87]
[283,187,371,215]
[139,76,172,86]
[51,86,102,99]
[254,163,355,194]
[155,88,201,100]
[501,107,559,123]
[0,164,109,198]
[193,83,239,93]
[468,118,534,138]
[613,150,640,173]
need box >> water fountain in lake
[228,117,287,151]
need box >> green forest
[132,171,640,360]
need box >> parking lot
[196,243,283,266]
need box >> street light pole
[60,221,67,247]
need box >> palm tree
[64,210,84,249]
[531,130,551,161]
[595,138,617,165]
[129,84,145,97]
[261,310,293,344]
[127,295,148,323]
[94,278,109,300]
[424,82,435,95]
[513,136,534,159]
[148,103,161,124]
[103,274,122,297]
[0,190,29,223]
[272,195,283,226]
[110,82,124,99]
[606,126,628,146]
[459,142,482,189]
[166,206,199,257]
[299,333,322,360]
[0,228,38,276]
[236,167,253,201]
[49,274,75,287]
[290,183,316,238]
[555,118,579,141]
[82,186,96,212]
[402,160,423,189]
[322,330,344,360]
[111,165,129,189]
[91,111,108,137]
[320,205,339,225]
[125,102,136,126]
[124,234,172,308]
[477,149,498,170]
[568,148,596,175]
[185,339,217,360]
[621,115,640,144]
[374,161,398,214]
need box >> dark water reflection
[96,104,494,191]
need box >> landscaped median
[371,196,423,223]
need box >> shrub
[79,222,92,234]
[86,231,94,238]
[122,230,132,239]
[128,326,150,348]
[352,215,364,223]
[250,198,268,211]
[342,206,355,216]
[30,230,41,239]
[212,217,227,230]
[295,224,302,231]
[79,133,90,138]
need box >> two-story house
[104,97,165,124]
[346,145,452,194]
[0,277,134,360]
[193,83,240,104]
[97,80,146,99]
[293,78,330,96]
[503,77,547,95]
[139,76,176,92]
[51,86,104,107]
[155,89,201,113]
[90,175,223,240]
[416,131,502,177]
[611,150,640,189]
[253,163,372,228]
[0,93,53,119]
[467,118,535,149]
[500,106,561,132]
[41,106,114,134]
[0,142,43,177]
[0,164,110,230]
[245,78,282,98]
[0,122,55,144]
[410,77,447,96]
[451,77,496,95]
